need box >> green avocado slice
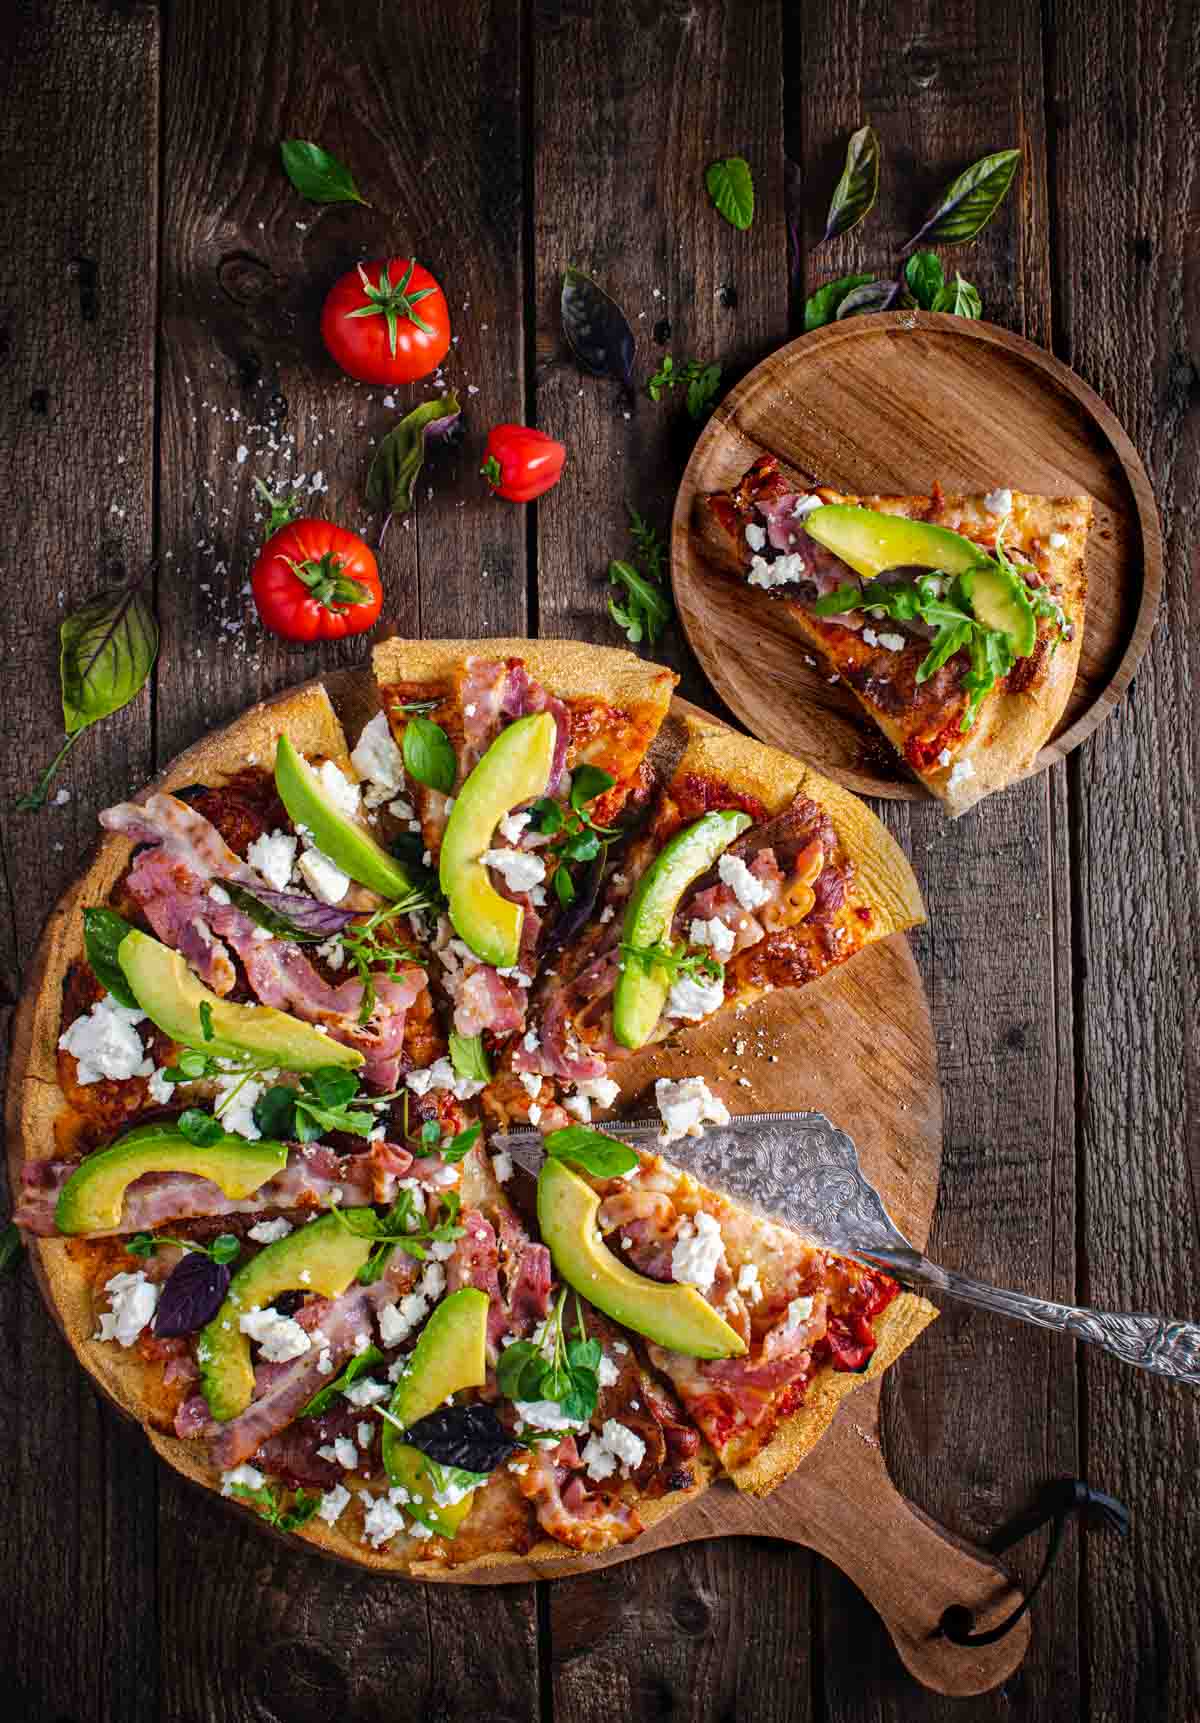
[198,1214,372,1421]
[274,733,415,900]
[382,1287,490,1537]
[439,712,558,968]
[118,928,362,1072]
[802,504,992,582]
[612,809,752,1050]
[958,562,1037,656]
[537,1158,745,1359]
[55,1124,288,1235]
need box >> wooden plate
[672,312,1163,801]
[7,667,1028,1695]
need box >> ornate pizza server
[491,1111,1200,1386]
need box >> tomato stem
[18,730,83,812]
[282,552,372,613]
[480,454,503,489]
[346,259,437,357]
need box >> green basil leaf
[440,1122,481,1165]
[298,1344,385,1418]
[209,1234,241,1266]
[904,251,945,310]
[199,1000,214,1042]
[570,766,616,811]
[931,271,982,319]
[402,716,456,794]
[836,279,899,319]
[280,139,369,207]
[366,393,462,519]
[904,148,1022,250]
[303,1067,361,1109]
[176,1109,224,1148]
[496,1340,539,1399]
[554,866,575,908]
[804,273,875,332]
[449,1033,491,1083]
[543,1126,638,1179]
[0,1222,24,1276]
[82,908,140,1009]
[823,124,880,241]
[252,1084,298,1140]
[705,156,755,230]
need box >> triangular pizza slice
[702,455,1092,816]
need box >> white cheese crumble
[208,883,231,906]
[983,488,1013,516]
[665,972,726,1021]
[1048,530,1068,549]
[937,748,952,767]
[792,493,825,517]
[717,853,771,911]
[357,1421,373,1449]
[405,1057,486,1101]
[481,848,546,892]
[655,1076,731,1143]
[247,1217,293,1244]
[343,1378,390,1408]
[59,996,152,1086]
[597,1353,620,1389]
[670,1209,726,1290]
[296,846,351,905]
[147,1067,177,1105]
[316,758,361,819]
[744,522,766,552]
[238,1307,312,1362]
[513,1400,587,1432]
[689,916,736,959]
[877,631,906,652]
[861,625,879,647]
[316,935,346,970]
[498,808,533,844]
[318,1436,359,1470]
[221,1463,265,1498]
[492,1151,514,1182]
[317,1483,351,1525]
[581,1419,647,1481]
[360,1492,407,1548]
[214,1071,268,1140]
[737,1262,763,1305]
[246,829,298,891]
[782,1294,815,1334]
[576,1075,620,1109]
[350,712,404,792]
[518,1071,543,1099]
[562,1093,592,1122]
[747,551,806,589]
[947,758,976,792]
[95,1270,159,1346]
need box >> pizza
[9,645,933,1575]
[703,454,1093,816]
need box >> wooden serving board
[8,669,1029,1698]
[672,311,1163,801]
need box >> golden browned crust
[372,635,678,722]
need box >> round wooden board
[672,311,1163,801]
[6,666,1028,1695]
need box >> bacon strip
[514,1450,643,1553]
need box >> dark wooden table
[2,2,1197,1719]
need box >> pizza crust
[373,634,679,722]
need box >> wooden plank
[1049,3,1200,1719]
[531,5,814,1719]
[154,2,537,1715]
[791,4,1082,1718]
[0,4,161,1721]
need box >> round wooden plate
[672,311,1163,801]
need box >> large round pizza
[9,636,936,1574]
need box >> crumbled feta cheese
[655,1076,731,1143]
[575,1075,620,1109]
[513,1400,587,1432]
[792,493,824,517]
[522,1028,540,1054]
[498,809,533,844]
[361,1492,406,1548]
[248,1217,293,1244]
[599,904,615,923]
[317,1483,351,1525]
[563,1093,592,1122]
[357,1421,373,1449]
[481,848,546,893]
[147,1067,176,1105]
[1048,530,1068,549]
[316,935,346,970]
[492,1151,514,1182]
[343,1377,390,1408]
[316,759,361,819]
[247,829,298,891]
[59,996,152,1086]
[581,1418,647,1481]
[670,1210,726,1290]
[597,1353,620,1389]
[317,1436,359,1470]
[527,1103,542,1127]
[350,712,404,792]
[214,1071,268,1140]
[405,1056,486,1101]
[983,488,1013,516]
[782,1294,815,1333]
[378,1300,420,1348]
[937,749,952,768]
[208,883,231,906]
[744,522,766,552]
[316,1346,334,1373]
[717,853,771,911]
[861,625,880,647]
[747,551,806,589]
[518,1071,543,1099]
[876,631,906,652]
[407,1518,435,1539]
[221,1463,265,1498]
[689,916,736,959]
[296,847,351,905]
[666,972,726,1021]
[947,758,976,792]
[431,1474,476,1508]
[737,1263,763,1305]
[95,1270,159,1346]
[238,1307,312,1361]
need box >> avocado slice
[802,505,992,583]
[439,712,558,968]
[198,1214,372,1421]
[274,734,415,900]
[118,929,362,1072]
[57,1123,288,1235]
[382,1287,490,1537]
[537,1159,745,1359]
[612,809,752,1050]
[958,562,1037,656]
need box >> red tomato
[251,519,383,642]
[480,424,567,502]
[321,257,451,385]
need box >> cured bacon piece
[597,1189,678,1283]
[507,1243,553,1334]
[446,1210,507,1352]
[514,1450,643,1553]
[454,964,527,1038]
[101,793,264,886]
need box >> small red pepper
[480,424,567,503]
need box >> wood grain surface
[1,0,1196,1720]
[672,312,1163,800]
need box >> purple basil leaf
[154,1251,231,1336]
[402,1402,518,1474]
[224,881,358,940]
[835,278,902,319]
[541,846,607,959]
[366,392,463,524]
[561,269,636,387]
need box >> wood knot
[671,1591,711,1635]
[217,252,287,308]
[249,1639,349,1722]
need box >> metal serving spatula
[491,1110,1200,1386]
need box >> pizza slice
[494,709,925,1132]
[703,454,1092,816]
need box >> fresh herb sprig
[646,355,723,421]
[994,517,1069,644]
[229,1477,323,1533]
[619,939,722,986]
[299,1345,385,1418]
[331,1189,467,1283]
[608,509,672,648]
[542,1126,639,1180]
[337,900,425,1024]
[496,1288,603,1423]
[253,1068,385,1142]
[127,1230,240,1265]
[531,765,617,907]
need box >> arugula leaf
[176,1108,225,1148]
[904,251,945,310]
[402,716,456,794]
[449,1033,491,1083]
[82,908,140,1010]
[280,139,369,206]
[823,124,881,241]
[804,273,875,332]
[628,510,666,584]
[0,1223,24,1276]
[903,149,1021,251]
[608,560,671,647]
[543,1125,638,1180]
[438,1122,481,1165]
[917,618,973,683]
[199,1001,214,1043]
[705,156,755,230]
[931,271,982,319]
[619,939,722,986]
[298,1344,385,1418]
[646,355,723,421]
